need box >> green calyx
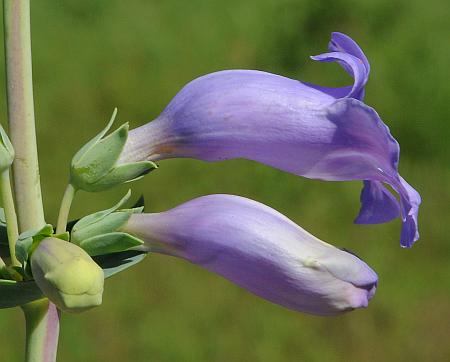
[30,237,104,313]
[70,109,157,192]
[0,124,14,172]
[71,190,144,256]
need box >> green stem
[0,170,19,265]
[3,1,60,361]
[22,299,60,362]
[0,255,6,274]
[3,0,45,231]
[55,184,75,234]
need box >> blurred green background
[1,0,449,361]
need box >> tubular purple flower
[118,32,421,247]
[121,194,378,316]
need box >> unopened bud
[31,237,104,313]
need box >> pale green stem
[3,1,60,361]
[22,299,60,362]
[0,170,19,265]
[55,184,76,234]
[3,0,45,231]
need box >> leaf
[93,250,148,278]
[0,279,43,309]
[78,232,143,256]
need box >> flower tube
[118,32,420,247]
[122,194,378,316]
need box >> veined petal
[122,194,378,316]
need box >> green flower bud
[31,237,104,313]
[0,124,14,172]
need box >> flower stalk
[55,184,75,234]
[0,170,19,265]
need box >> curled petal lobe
[311,52,368,100]
[309,32,370,100]
[122,194,378,316]
[119,32,421,247]
[328,32,370,82]
[355,181,400,224]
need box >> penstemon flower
[121,194,378,316]
[0,14,423,359]
[118,32,421,248]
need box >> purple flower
[119,32,421,247]
[122,194,377,316]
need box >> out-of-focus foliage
[0,0,448,361]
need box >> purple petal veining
[118,32,421,247]
[122,194,378,316]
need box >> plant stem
[3,1,60,361]
[55,184,75,234]
[3,0,45,231]
[0,170,19,265]
[22,299,60,362]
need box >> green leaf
[93,250,147,278]
[0,279,43,309]
[78,232,143,256]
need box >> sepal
[75,232,143,256]
[15,224,56,278]
[71,191,144,254]
[93,250,147,278]
[70,109,156,192]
